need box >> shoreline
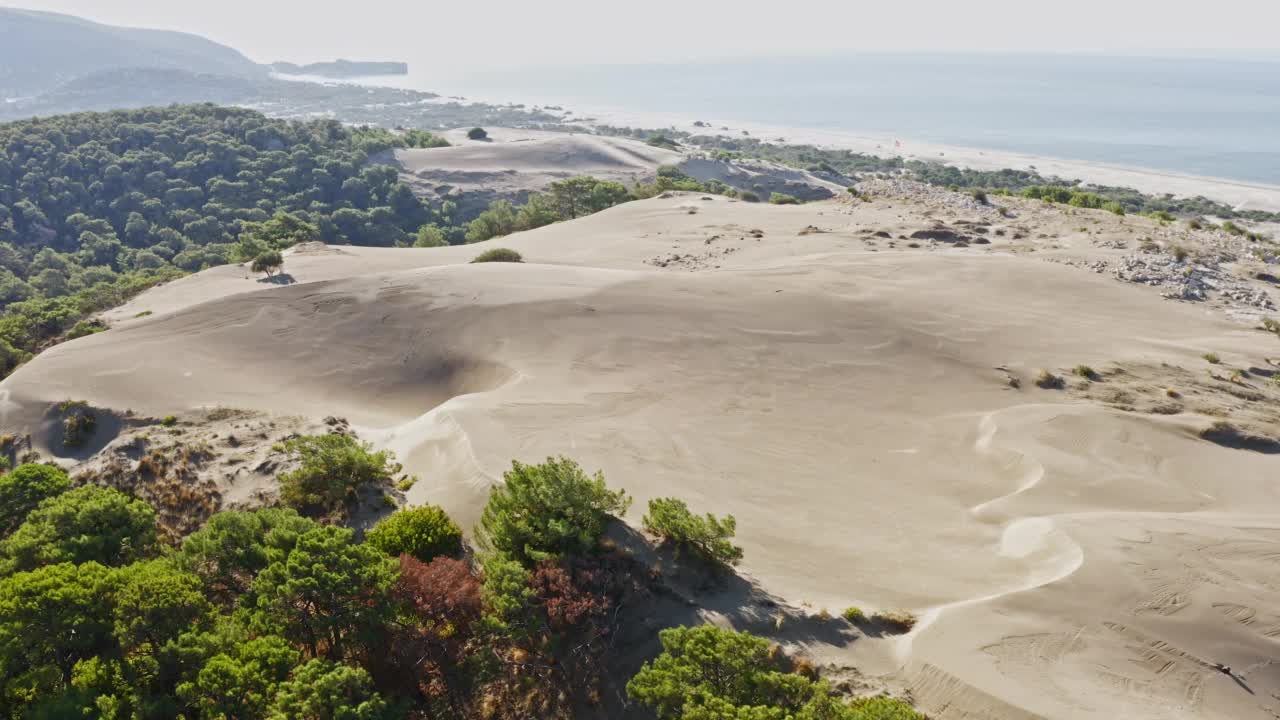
[554,102,1280,214]
[373,75,1280,214]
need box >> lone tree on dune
[251,250,284,279]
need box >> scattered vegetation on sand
[471,247,523,263]
[275,433,399,519]
[467,126,488,140]
[1198,420,1280,453]
[872,609,918,633]
[1203,352,1221,364]
[842,606,866,623]
[1035,369,1065,389]
[642,497,744,565]
[1073,365,1097,380]
[646,135,681,150]
[365,504,462,562]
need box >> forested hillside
[0,104,445,374]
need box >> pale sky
[12,0,1280,68]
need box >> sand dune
[6,191,1280,719]
[390,128,841,217]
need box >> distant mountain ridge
[270,59,409,78]
[0,7,265,96]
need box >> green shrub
[642,497,743,565]
[471,248,523,264]
[66,319,107,339]
[1073,365,1097,380]
[627,624,924,719]
[1203,352,1221,364]
[646,135,681,150]
[467,127,488,140]
[161,415,178,426]
[1188,218,1203,230]
[0,485,157,572]
[1149,210,1175,222]
[413,224,449,248]
[769,192,800,205]
[1171,245,1188,262]
[365,504,462,562]
[971,188,988,204]
[0,463,70,536]
[1222,221,1244,236]
[738,190,761,203]
[477,456,630,566]
[842,606,866,623]
[1103,201,1126,216]
[275,434,398,518]
[267,659,390,719]
[251,250,284,278]
[1262,318,1280,335]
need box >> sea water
[385,54,1280,185]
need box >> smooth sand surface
[7,193,1280,719]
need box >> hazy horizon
[9,1,1280,69]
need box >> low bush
[365,504,462,562]
[467,127,488,140]
[60,402,97,448]
[1222,221,1244,236]
[251,250,284,278]
[1203,352,1221,364]
[842,606,866,623]
[971,188,988,204]
[1035,370,1065,389]
[1104,201,1126,216]
[642,497,743,565]
[477,456,630,566]
[769,192,800,205]
[471,248,523,263]
[738,190,761,203]
[275,434,398,518]
[872,609,918,633]
[1073,365,1097,380]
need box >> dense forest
[0,440,924,720]
[0,104,453,375]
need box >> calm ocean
[407,54,1280,185]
